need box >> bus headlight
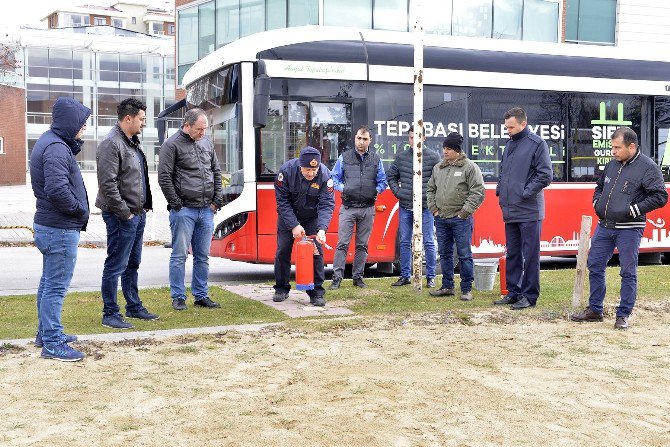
[214,212,248,239]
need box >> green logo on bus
[590,102,632,126]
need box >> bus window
[209,103,242,205]
[309,102,351,169]
[655,96,670,181]
[568,94,643,182]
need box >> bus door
[257,99,353,263]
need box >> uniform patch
[275,172,284,187]
[310,182,320,189]
[326,178,334,193]
[309,158,318,167]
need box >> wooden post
[572,215,592,309]
[411,1,424,291]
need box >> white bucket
[473,259,498,291]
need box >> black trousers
[273,217,325,297]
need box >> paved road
[0,245,278,296]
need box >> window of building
[324,0,372,28]
[373,0,407,31]
[168,24,175,34]
[93,16,106,26]
[63,13,84,27]
[452,0,492,38]
[523,0,559,42]
[566,0,616,44]
[112,18,123,28]
[240,0,265,37]
[288,0,318,27]
[152,22,164,35]
[178,6,198,65]
[267,0,287,30]
[493,0,522,39]
[131,17,137,25]
[419,0,452,35]
[199,1,216,58]
[216,0,239,47]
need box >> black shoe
[570,307,604,322]
[194,297,221,308]
[310,296,326,307]
[426,278,436,288]
[126,308,160,320]
[391,277,411,287]
[614,316,629,330]
[273,292,289,302]
[494,295,518,305]
[511,296,533,310]
[172,298,187,311]
[429,287,455,297]
[352,278,367,288]
[329,279,341,290]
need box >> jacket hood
[51,97,92,153]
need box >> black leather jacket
[95,124,152,220]
[158,129,223,210]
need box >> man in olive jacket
[426,132,485,300]
[158,108,224,311]
[387,126,441,288]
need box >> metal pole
[412,1,424,291]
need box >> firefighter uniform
[273,147,335,305]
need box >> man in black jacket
[494,107,552,310]
[158,108,224,311]
[387,126,441,288]
[571,127,668,329]
[96,98,158,329]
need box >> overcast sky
[0,0,172,27]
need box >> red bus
[167,26,670,269]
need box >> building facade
[0,25,176,184]
[44,0,175,37]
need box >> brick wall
[0,85,27,186]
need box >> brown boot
[570,307,604,322]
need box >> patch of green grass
[324,266,670,316]
[0,286,286,340]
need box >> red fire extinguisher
[295,237,315,291]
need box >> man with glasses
[329,125,388,289]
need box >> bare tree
[0,42,21,85]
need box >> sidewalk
[0,172,171,244]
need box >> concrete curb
[0,322,282,346]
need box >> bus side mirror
[253,73,270,129]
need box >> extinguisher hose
[306,235,333,250]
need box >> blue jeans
[101,211,146,317]
[169,206,214,300]
[587,224,643,317]
[505,221,542,305]
[34,223,80,348]
[435,216,473,292]
[398,207,436,279]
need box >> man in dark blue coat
[30,97,91,362]
[494,107,552,309]
[273,147,335,306]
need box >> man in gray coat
[387,125,441,288]
[494,107,552,310]
[159,108,224,311]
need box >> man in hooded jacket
[30,97,91,362]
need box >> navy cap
[299,146,321,167]
[443,132,463,152]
